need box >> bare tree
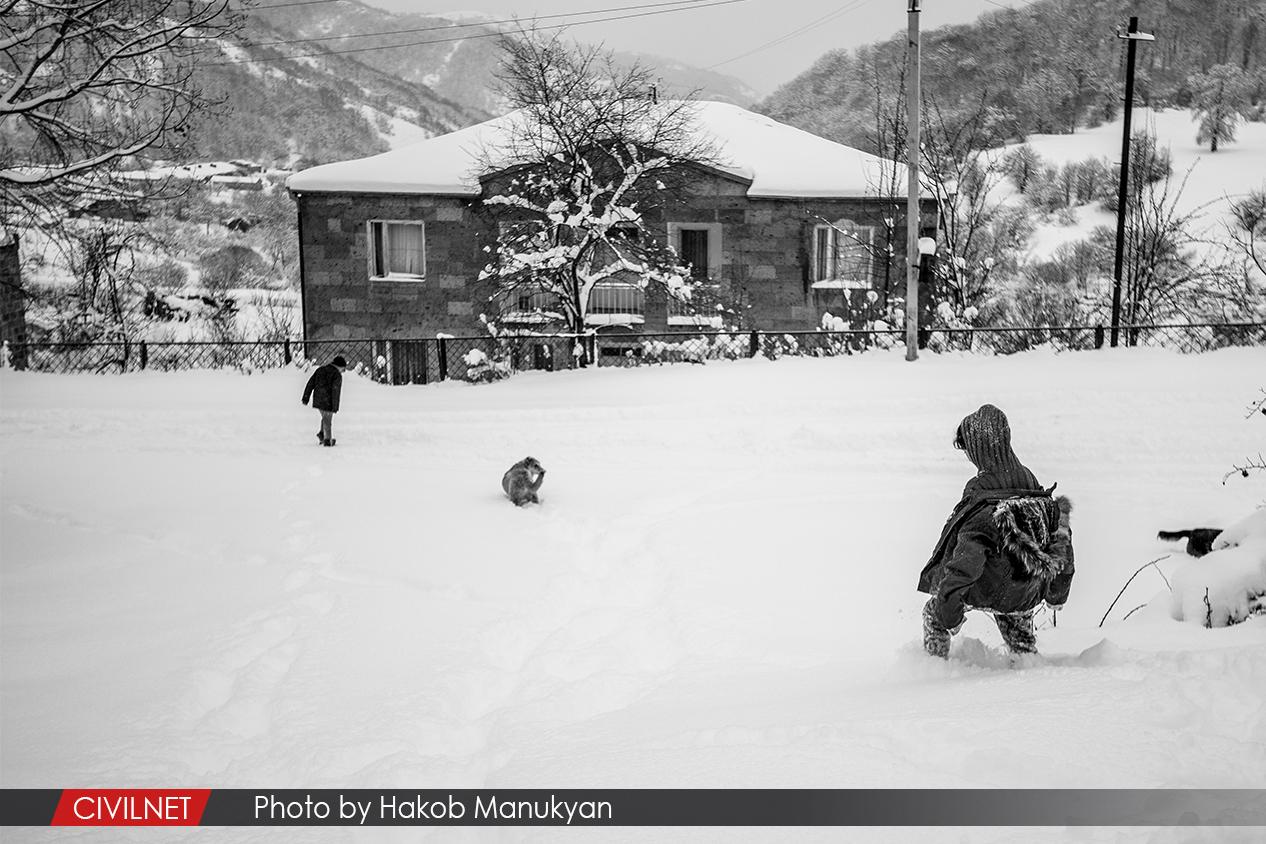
[1228,188,1266,282]
[1092,164,1243,336]
[920,95,1032,317]
[862,53,907,313]
[477,28,719,343]
[1188,63,1254,152]
[58,219,161,350]
[1,0,244,226]
[1223,388,1266,483]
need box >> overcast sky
[360,0,1035,96]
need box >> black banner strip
[4,789,1265,826]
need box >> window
[679,229,709,279]
[499,289,564,326]
[667,222,722,282]
[368,221,425,280]
[585,280,645,326]
[812,220,875,288]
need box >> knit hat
[956,404,1034,488]
[332,355,348,367]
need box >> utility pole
[1110,16,1154,348]
[905,0,921,361]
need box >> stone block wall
[294,179,937,340]
[295,192,496,342]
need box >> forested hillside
[760,0,1265,152]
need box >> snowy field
[2,349,1265,843]
[1010,108,1266,261]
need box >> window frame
[367,219,427,282]
[811,220,876,289]
[667,222,723,283]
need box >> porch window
[812,220,875,288]
[499,289,564,326]
[585,280,645,326]
[369,220,425,280]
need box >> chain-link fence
[6,322,1264,381]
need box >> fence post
[748,330,760,358]
[284,338,292,365]
[139,340,148,370]
[437,337,448,382]
[1094,325,1105,350]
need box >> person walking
[917,404,1074,659]
[302,355,348,447]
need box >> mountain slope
[250,1,758,117]
[185,12,488,165]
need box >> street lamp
[916,237,937,351]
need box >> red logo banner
[51,790,211,826]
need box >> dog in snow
[502,457,546,506]
[1157,527,1223,557]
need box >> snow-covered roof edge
[286,101,915,201]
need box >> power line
[208,0,746,67]
[242,0,713,51]
[705,0,876,70]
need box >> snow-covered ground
[2,349,1265,842]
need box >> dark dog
[502,457,546,506]
[1158,528,1223,557]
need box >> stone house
[287,101,937,348]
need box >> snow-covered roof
[286,101,908,200]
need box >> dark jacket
[302,363,343,413]
[917,405,1075,630]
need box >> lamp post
[916,236,936,350]
[904,0,922,361]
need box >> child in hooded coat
[302,355,347,446]
[918,404,1075,658]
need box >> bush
[198,244,268,292]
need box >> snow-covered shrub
[711,332,747,360]
[821,311,847,333]
[641,338,707,365]
[1166,508,1266,627]
[869,319,898,350]
[762,334,801,360]
[462,347,513,383]
[923,302,978,353]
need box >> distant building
[67,197,150,223]
[209,174,264,192]
[287,101,937,347]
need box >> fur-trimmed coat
[918,479,1075,630]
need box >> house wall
[295,192,494,341]
[294,178,937,341]
[637,173,932,331]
